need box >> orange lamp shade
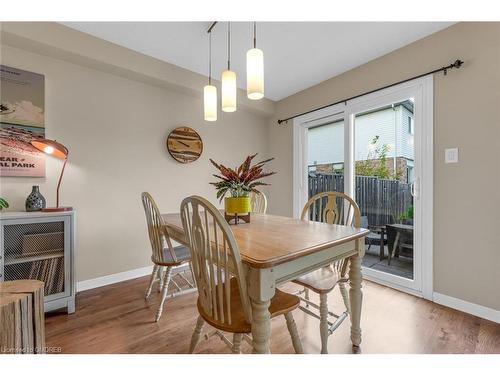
[29,138,72,212]
[31,139,68,159]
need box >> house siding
[308,104,414,166]
[400,106,414,160]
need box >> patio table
[386,224,414,265]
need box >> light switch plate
[445,148,459,163]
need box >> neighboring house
[308,101,415,183]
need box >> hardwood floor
[45,275,500,354]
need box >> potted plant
[398,205,413,225]
[210,154,275,224]
[0,197,9,211]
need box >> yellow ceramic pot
[225,196,251,214]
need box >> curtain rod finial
[454,59,464,69]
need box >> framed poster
[0,65,45,177]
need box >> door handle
[410,178,420,198]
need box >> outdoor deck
[362,244,413,279]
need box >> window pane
[307,120,345,197]
[354,100,415,280]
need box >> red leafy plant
[210,154,276,202]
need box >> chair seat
[366,232,382,240]
[198,277,300,334]
[153,245,191,266]
[293,265,345,294]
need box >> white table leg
[247,267,275,354]
[250,298,272,353]
[349,250,363,347]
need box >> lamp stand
[42,157,73,212]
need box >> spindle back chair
[301,191,360,275]
[181,195,303,354]
[294,191,361,353]
[181,195,252,328]
[142,192,179,264]
[141,192,193,321]
[249,191,268,214]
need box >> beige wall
[0,25,271,282]
[267,22,500,310]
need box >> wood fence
[308,172,413,226]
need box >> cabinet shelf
[1,210,75,314]
[4,249,64,265]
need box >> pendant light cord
[208,31,212,85]
[253,21,257,48]
[227,22,231,70]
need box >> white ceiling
[62,22,453,101]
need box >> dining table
[162,212,369,354]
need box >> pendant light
[204,31,217,121]
[221,22,237,112]
[247,22,264,100]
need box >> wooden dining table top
[162,212,369,269]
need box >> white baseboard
[76,264,190,292]
[433,292,500,324]
[76,265,155,292]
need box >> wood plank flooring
[44,275,500,354]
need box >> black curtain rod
[277,59,464,125]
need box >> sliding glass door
[295,76,433,297]
[350,98,418,291]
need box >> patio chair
[360,216,385,252]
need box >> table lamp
[30,138,72,212]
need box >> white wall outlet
[445,148,459,164]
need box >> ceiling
[62,22,453,101]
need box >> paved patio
[362,244,413,279]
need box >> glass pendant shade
[203,84,217,121]
[221,70,237,112]
[246,48,264,100]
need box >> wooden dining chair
[141,192,193,322]
[249,191,268,214]
[180,195,303,354]
[293,191,361,354]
